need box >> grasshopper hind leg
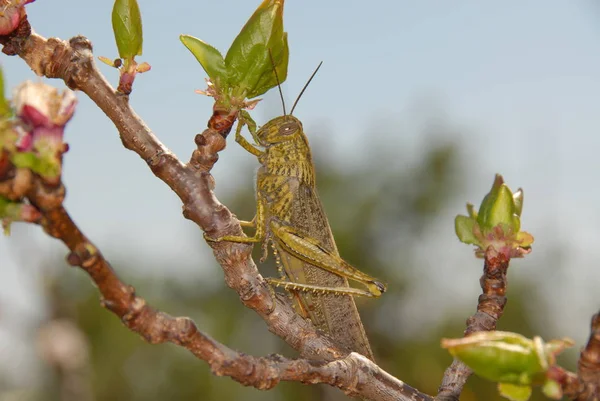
[270,241,286,279]
[269,241,312,319]
[265,277,382,298]
[270,221,386,297]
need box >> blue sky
[2,0,600,385]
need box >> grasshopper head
[256,115,304,146]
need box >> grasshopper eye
[279,122,298,136]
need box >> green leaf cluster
[455,174,533,258]
[112,0,144,60]
[442,332,573,400]
[180,0,288,105]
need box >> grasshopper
[207,68,386,360]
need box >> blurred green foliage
[13,121,575,401]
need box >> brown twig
[547,366,581,400]
[436,253,596,401]
[436,253,509,401]
[1,29,434,401]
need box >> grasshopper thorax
[256,115,304,147]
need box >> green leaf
[0,67,10,118]
[246,32,288,98]
[515,231,534,248]
[477,174,519,232]
[466,202,477,219]
[545,338,575,359]
[498,383,532,401]
[455,215,479,246]
[0,125,16,152]
[0,196,9,215]
[0,196,16,235]
[442,332,545,384]
[180,35,227,84]
[0,197,22,219]
[224,0,288,98]
[98,56,117,67]
[541,379,562,400]
[513,189,524,217]
[11,152,60,179]
[112,0,143,59]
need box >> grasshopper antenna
[268,50,286,116]
[290,61,323,115]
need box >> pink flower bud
[13,81,76,128]
[13,81,76,152]
[11,82,76,179]
[0,0,35,36]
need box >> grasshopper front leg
[204,196,267,244]
[235,112,263,157]
[204,119,265,244]
[239,217,256,227]
[269,220,386,298]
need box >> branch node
[66,251,81,266]
[69,35,93,52]
[122,295,146,324]
[194,133,207,146]
[146,150,165,168]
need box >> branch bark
[436,253,509,401]
[1,27,433,401]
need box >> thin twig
[436,254,509,401]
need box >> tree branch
[436,253,509,401]
[28,188,426,400]
[9,29,338,358]
[1,27,433,401]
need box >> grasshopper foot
[265,278,277,314]
[203,232,262,244]
[366,281,387,297]
[203,232,220,242]
[374,281,387,294]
